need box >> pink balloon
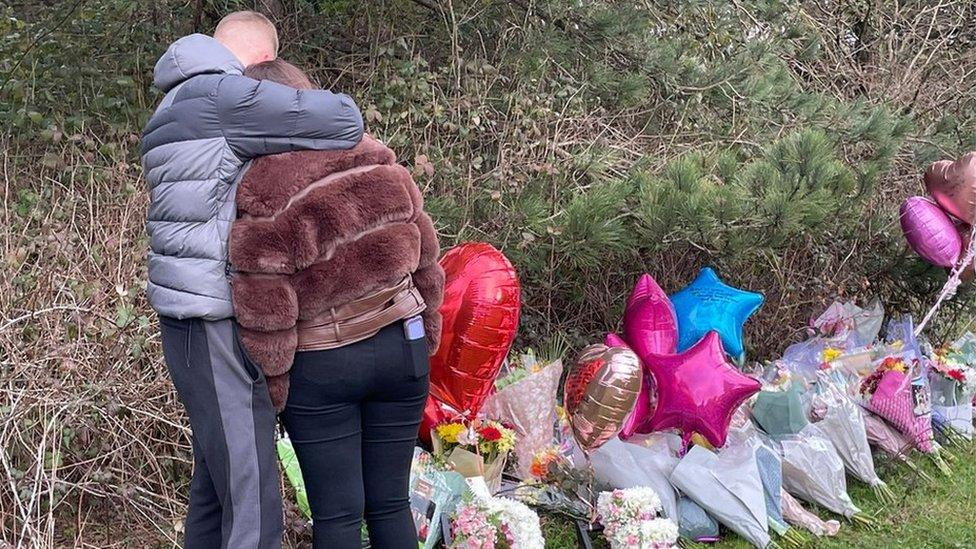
[643,331,760,449]
[614,274,678,440]
[900,196,962,267]
[623,274,679,359]
[924,153,976,224]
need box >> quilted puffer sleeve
[216,75,364,159]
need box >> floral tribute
[435,419,516,461]
[449,483,544,549]
[596,487,679,549]
[930,349,976,395]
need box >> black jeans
[281,319,429,549]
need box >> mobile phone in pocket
[404,316,425,341]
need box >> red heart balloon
[427,242,521,418]
[925,152,976,224]
[419,396,453,446]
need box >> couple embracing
[142,11,443,549]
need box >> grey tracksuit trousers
[159,316,282,549]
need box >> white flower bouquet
[596,487,679,549]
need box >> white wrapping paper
[779,425,861,518]
[670,444,770,548]
[590,436,679,520]
[810,385,883,487]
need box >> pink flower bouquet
[860,359,935,453]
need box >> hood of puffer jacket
[153,33,244,92]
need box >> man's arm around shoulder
[216,74,364,159]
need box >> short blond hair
[214,11,279,58]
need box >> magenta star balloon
[644,331,760,449]
[614,274,677,439]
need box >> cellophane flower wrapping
[451,477,545,549]
[753,444,789,535]
[276,436,310,519]
[751,384,809,436]
[677,496,719,542]
[862,411,912,460]
[669,444,771,549]
[591,436,679,521]
[812,299,884,347]
[596,487,679,549]
[779,425,861,518]
[410,448,471,549]
[929,356,974,439]
[862,369,936,454]
[481,359,563,478]
[779,488,840,537]
[809,383,882,487]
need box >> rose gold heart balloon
[924,152,976,224]
[564,344,642,453]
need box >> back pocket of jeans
[404,337,430,379]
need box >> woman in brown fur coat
[230,59,443,549]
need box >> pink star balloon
[644,331,760,449]
[612,274,678,440]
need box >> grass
[542,444,976,548]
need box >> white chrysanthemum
[485,495,545,549]
[596,487,677,549]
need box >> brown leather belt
[296,276,426,351]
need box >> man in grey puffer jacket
[141,11,363,549]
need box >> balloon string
[915,223,976,337]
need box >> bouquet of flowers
[596,488,679,549]
[433,419,516,493]
[929,348,975,439]
[450,478,545,549]
[779,488,840,538]
[669,444,771,549]
[450,500,511,549]
[778,425,868,524]
[754,443,809,547]
[811,299,884,346]
[859,356,950,474]
[677,496,719,543]
[751,382,809,437]
[809,378,894,504]
[410,448,469,549]
[862,411,934,482]
[276,436,310,519]
[515,446,597,522]
[590,436,679,521]
[481,350,563,478]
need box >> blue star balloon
[669,267,764,362]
